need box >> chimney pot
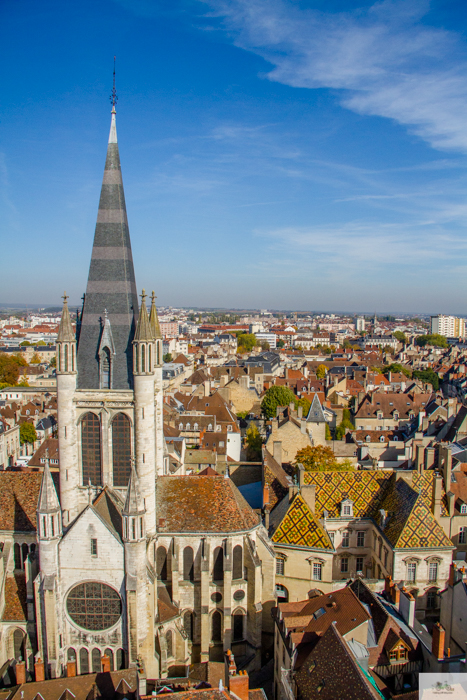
[34,658,45,682]
[15,661,26,685]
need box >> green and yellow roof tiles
[412,471,448,516]
[303,470,393,519]
[272,493,333,550]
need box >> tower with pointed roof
[149,291,164,477]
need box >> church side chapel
[0,86,276,682]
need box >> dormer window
[377,411,383,420]
[365,435,371,442]
[461,504,467,514]
[379,435,385,443]
[341,500,353,518]
[393,412,399,420]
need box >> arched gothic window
[184,611,194,641]
[213,546,224,581]
[157,546,168,581]
[14,543,21,569]
[233,611,245,641]
[104,648,114,671]
[91,648,101,673]
[183,547,194,581]
[166,630,173,658]
[13,629,25,660]
[232,545,243,580]
[101,347,111,389]
[212,611,222,642]
[81,413,102,486]
[116,649,125,670]
[79,648,89,674]
[112,413,131,487]
[67,648,76,662]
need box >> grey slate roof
[77,109,139,390]
[306,393,326,423]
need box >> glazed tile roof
[303,470,452,550]
[272,493,333,549]
[2,574,27,621]
[303,470,393,519]
[156,476,260,533]
[0,472,43,531]
[412,471,448,516]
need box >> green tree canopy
[49,356,56,368]
[276,339,285,348]
[237,333,257,353]
[413,369,439,391]
[316,364,328,379]
[30,353,42,364]
[382,362,412,378]
[163,353,173,363]
[393,331,407,343]
[294,445,354,471]
[20,422,37,445]
[261,386,296,418]
[245,422,262,461]
[19,341,31,346]
[415,334,448,348]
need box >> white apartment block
[431,315,465,338]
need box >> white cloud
[203,0,467,152]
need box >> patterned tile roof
[412,471,448,516]
[0,472,43,531]
[272,493,333,549]
[303,470,393,519]
[2,574,27,621]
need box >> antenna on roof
[110,56,118,113]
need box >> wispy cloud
[201,0,467,153]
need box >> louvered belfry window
[112,413,132,486]
[81,413,102,486]
[67,582,122,631]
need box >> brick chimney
[448,563,457,587]
[226,650,249,700]
[432,622,446,660]
[67,661,77,677]
[15,661,26,685]
[34,658,45,682]
[390,584,400,607]
[101,655,111,673]
[384,575,392,596]
[273,441,282,465]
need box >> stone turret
[133,290,156,535]
[149,291,163,367]
[149,291,165,476]
[56,294,79,525]
[37,457,62,575]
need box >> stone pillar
[134,374,156,536]
[57,373,79,524]
[223,541,232,652]
[200,540,210,662]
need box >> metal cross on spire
[62,291,69,304]
[110,56,118,112]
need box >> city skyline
[2,0,467,311]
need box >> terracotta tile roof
[272,493,333,549]
[2,574,27,621]
[157,584,180,622]
[156,476,260,533]
[0,472,43,531]
[13,669,137,700]
[28,437,59,467]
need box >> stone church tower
[35,100,164,679]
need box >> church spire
[149,291,162,340]
[77,69,139,390]
[57,293,75,342]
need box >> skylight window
[313,607,326,620]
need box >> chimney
[34,658,45,682]
[273,441,282,465]
[67,661,77,677]
[447,491,455,517]
[432,473,443,518]
[101,655,111,673]
[220,375,228,387]
[390,584,400,607]
[229,671,249,700]
[204,380,210,397]
[425,447,436,470]
[384,575,392,596]
[239,375,249,390]
[301,484,315,513]
[15,661,26,685]
[300,418,307,434]
[264,504,271,530]
[297,463,305,488]
[415,444,425,473]
[448,563,457,587]
[432,622,446,661]
[297,405,303,419]
[289,401,295,413]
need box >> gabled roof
[0,472,43,531]
[303,470,393,519]
[306,394,326,423]
[272,493,333,549]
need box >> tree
[245,422,262,461]
[19,340,31,346]
[261,386,296,418]
[294,397,311,417]
[323,347,332,355]
[382,362,411,378]
[277,339,285,349]
[325,423,332,440]
[0,353,27,386]
[20,422,37,445]
[30,353,41,364]
[237,334,257,353]
[36,340,46,346]
[393,331,407,344]
[163,353,173,363]
[294,445,354,472]
[49,356,56,368]
[413,369,439,391]
[259,340,270,351]
[316,364,328,379]
[415,334,448,348]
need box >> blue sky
[2,0,467,313]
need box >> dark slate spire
[306,394,326,423]
[77,98,139,390]
[149,291,162,340]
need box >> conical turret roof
[306,393,326,423]
[149,291,162,340]
[123,462,146,516]
[37,458,60,514]
[77,105,139,390]
[57,293,75,343]
[134,290,153,342]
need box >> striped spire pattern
[77,109,139,390]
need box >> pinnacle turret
[134,290,153,342]
[123,462,146,517]
[57,293,75,343]
[149,291,162,340]
[38,457,61,514]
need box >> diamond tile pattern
[303,470,393,519]
[272,493,333,549]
